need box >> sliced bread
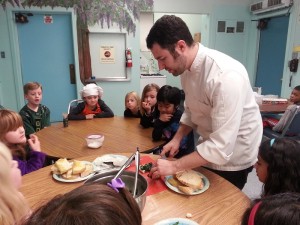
[72,160,86,175]
[55,158,72,174]
[175,170,204,190]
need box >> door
[255,15,289,96]
[17,13,77,122]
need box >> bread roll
[177,185,195,195]
[167,177,182,187]
[72,160,86,175]
[61,169,80,180]
[55,158,72,174]
[80,164,94,177]
[175,170,204,190]
[50,165,60,174]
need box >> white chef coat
[180,44,262,171]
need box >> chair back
[67,99,83,114]
[281,105,300,137]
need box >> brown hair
[124,91,141,109]
[22,183,142,225]
[0,110,26,159]
[140,83,160,115]
[23,82,42,95]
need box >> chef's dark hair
[146,15,194,55]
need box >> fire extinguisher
[126,48,133,68]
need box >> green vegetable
[172,222,179,225]
[139,162,153,172]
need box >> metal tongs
[112,148,140,197]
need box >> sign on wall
[100,46,115,63]
[89,32,128,81]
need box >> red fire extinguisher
[126,48,133,67]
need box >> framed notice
[100,46,115,63]
[89,32,128,81]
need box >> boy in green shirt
[19,82,50,137]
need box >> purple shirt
[13,150,46,175]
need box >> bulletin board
[89,32,129,81]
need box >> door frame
[7,7,82,110]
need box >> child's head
[157,85,181,114]
[141,83,160,111]
[0,142,29,225]
[255,138,300,196]
[290,85,300,104]
[23,82,43,106]
[80,83,104,108]
[0,142,22,189]
[241,192,300,225]
[0,109,26,146]
[125,91,140,110]
[22,183,142,225]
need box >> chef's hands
[28,134,41,152]
[148,157,178,179]
[149,140,181,179]
[161,139,180,158]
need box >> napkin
[126,155,167,196]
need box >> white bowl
[154,218,199,225]
[85,134,104,148]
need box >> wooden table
[259,103,289,114]
[20,154,250,225]
[37,117,163,158]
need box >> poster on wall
[44,15,53,24]
[100,46,115,64]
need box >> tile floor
[242,168,263,200]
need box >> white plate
[92,154,129,172]
[164,172,210,195]
[154,218,199,225]
[52,161,95,183]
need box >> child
[152,85,194,158]
[0,109,47,175]
[254,138,300,197]
[19,82,51,137]
[124,91,141,118]
[22,183,142,225]
[140,83,160,128]
[68,83,114,120]
[272,85,300,132]
[241,192,300,225]
[0,142,30,225]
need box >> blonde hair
[140,83,160,115]
[0,142,29,225]
[124,91,141,109]
[0,110,26,159]
[23,82,42,95]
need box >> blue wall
[1,0,300,116]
